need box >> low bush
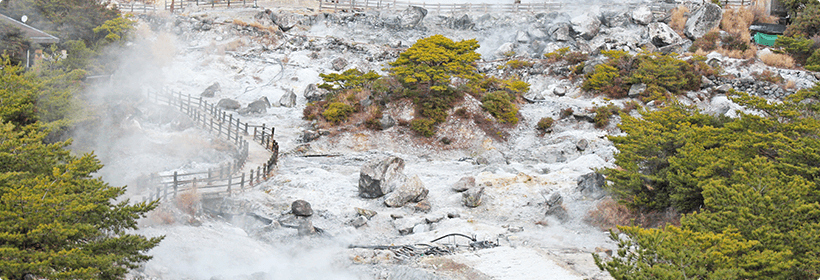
[784,2,820,38]
[322,102,356,123]
[318,68,381,91]
[807,48,820,71]
[592,104,621,128]
[689,31,720,52]
[560,108,574,119]
[410,118,437,137]
[481,91,519,124]
[537,117,554,133]
[504,59,534,69]
[544,47,588,64]
[583,50,702,100]
[775,35,817,64]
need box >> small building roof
[0,13,59,44]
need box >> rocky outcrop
[649,22,683,47]
[201,82,220,97]
[358,156,406,198]
[570,13,600,40]
[631,6,653,25]
[446,14,473,30]
[217,98,241,110]
[278,89,297,107]
[399,6,427,29]
[684,3,722,40]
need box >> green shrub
[592,104,620,128]
[321,102,355,123]
[410,118,437,137]
[537,117,554,133]
[807,48,820,71]
[318,68,381,91]
[775,35,817,64]
[583,51,701,99]
[504,59,534,69]
[783,1,820,36]
[560,108,574,119]
[688,31,720,52]
[389,34,481,92]
[544,47,587,64]
[582,64,625,97]
[481,91,519,124]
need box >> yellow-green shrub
[481,91,519,124]
[321,102,355,123]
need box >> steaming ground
[68,4,695,280]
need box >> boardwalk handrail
[163,0,258,11]
[143,87,279,202]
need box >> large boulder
[399,6,427,29]
[358,156,406,198]
[384,175,428,207]
[216,98,241,110]
[446,14,474,30]
[279,89,297,107]
[451,176,475,192]
[270,12,300,32]
[331,57,347,71]
[303,84,328,102]
[462,187,485,208]
[631,6,654,25]
[550,23,572,42]
[201,82,220,97]
[570,13,600,40]
[684,3,722,40]
[649,22,684,47]
[239,99,268,115]
[291,200,313,217]
[576,172,606,199]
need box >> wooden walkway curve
[142,87,279,202]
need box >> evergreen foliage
[389,34,481,92]
[774,34,817,64]
[598,84,820,279]
[481,91,518,124]
[582,51,702,102]
[318,68,381,91]
[0,22,31,66]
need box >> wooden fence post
[249,169,254,186]
[207,168,212,184]
[240,173,245,191]
[227,175,232,196]
[173,171,178,197]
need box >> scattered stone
[447,212,460,219]
[648,22,683,47]
[446,14,474,30]
[631,6,654,25]
[278,89,297,107]
[451,176,476,192]
[239,99,268,115]
[201,82,220,97]
[545,192,563,208]
[270,12,300,32]
[331,57,348,71]
[380,114,396,130]
[463,187,485,208]
[393,217,423,235]
[494,42,515,57]
[544,192,569,221]
[507,226,524,233]
[716,84,733,93]
[553,86,567,96]
[570,13,601,40]
[355,207,378,219]
[596,247,613,257]
[217,98,241,110]
[576,139,589,151]
[301,130,320,143]
[527,25,548,40]
[303,83,328,102]
[576,172,606,199]
[350,216,368,228]
[292,200,313,217]
[515,30,530,43]
[550,23,572,42]
[701,76,715,88]
[412,224,427,234]
[628,83,646,97]
[358,156,406,198]
[384,175,428,207]
[684,3,723,40]
[424,215,444,224]
[413,199,432,213]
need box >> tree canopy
[389,34,481,92]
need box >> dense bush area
[597,85,820,279]
[582,51,703,102]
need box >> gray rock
[545,204,569,221]
[257,96,271,108]
[394,217,424,235]
[270,12,300,32]
[601,11,630,28]
[292,200,313,217]
[278,89,297,107]
[648,22,683,47]
[701,76,715,88]
[716,84,733,93]
[201,82,220,97]
[355,207,378,219]
[463,186,485,208]
[515,30,530,43]
[527,25,548,40]
[576,139,589,151]
[446,14,474,30]
[631,6,654,25]
[217,98,241,110]
[384,175,428,207]
[350,216,368,228]
[240,99,268,115]
[684,3,722,40]
[331,57,348,71]
[301,130,320,143]
[380,114,396,130]
[494,42,515,57]
[628,83,647,97]
[303,84,328,102]
[550,23,572,42]
[577,172,606,199]
[571,13,601,40]
[545,192,563,208]
[553,86,567,96]
[358,156,406,198]
[451,176,476,192]
[297,219,316,236]
[399,6,427,29]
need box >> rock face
[451,176,475,192]
[384,175,428,207]
[550,23,572,41]
[399,6,427,29]
[331,57,347,71]
[463,187,485,208]
[648,22,683,47]
[631,6,654,25]
[303,84,328,102]
[359,156,406,198]
[570,13,600,40]
[684,3,722,40]
[446,14,473,30]
[279,89,297,107]
[216,98,241,110]
[292,200,313,217]
[577,172,606,199]
[201,82,220,97]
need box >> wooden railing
[318,0,646,13]
[118,1,159,14]
[164,0,258,11]
[143,87,278,202]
